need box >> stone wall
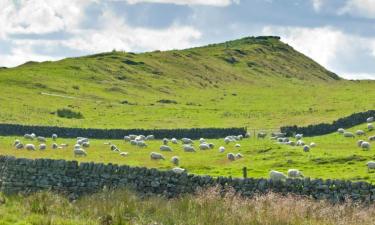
[1,155,375,202]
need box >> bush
[157,99,178,104]
[56,108,83,119]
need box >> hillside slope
[0,36,374,129]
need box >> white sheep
[25,144,36,151]
[296,140,305,146]
[227,153,235,161]
[15,143,24,149]
[60,143,68,148]
[343,132,355,138]
[235,143,241,148]
[74,148,87,157]
[120,152,128,157]
[163,138,169,145]
[367,117,374,123]
[361,142,371,151]
[208,143,215,149]
[183,145,195,152]
[257,132,267,139]
[368,123,374,131]
[171,138,178,144]
[303,145,310,152]
[137,141,147,148]
[357,140,364,147]
[129,135,137,140]
[367,161,375,170]
[145,135,155,140]
[13,139,21,146]
[39,144,46,150]
[286,141,296,146]
[172,167,185,174]
[224,137,231,144]
[269,170,287,181]
[124,136,131,142]
[130,140,138,145]
[369,136,375,141]
[52,134,58,141]
[181,138,193,144]
[150,152,165,160]
[24,134,34,140]
[287,169,304,178]
[160,145,172,151]
[356,130,365,136]
[199,138,206,144]
[337,128,345,134]
[237,135,243,140]
[37,136,46,142]
[295,134,303,140]
[310,142,316,148]
[74,144,81,149]
[82,142,90,148]
[199,143,210,150]
[171,156,179,165]
[52,143,58,149]
[235,153,243,159]
[219,146,225,153]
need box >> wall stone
[1,155,374,202]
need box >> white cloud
[339,0,375,19]
[311,0,325,11]
[262,26,375,79]
[125,0,240,7]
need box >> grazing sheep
[25,144,36,151]
[74,144,81,150]
[369,136,375,141]
[150,152,165,160]
[110,144,119,151]
[199,138,206,144]
[74,148,87,157]
[130,140,137,145]
[24,134,34,140]
[52,143,58,149]
[137,135,146,141]
[296,140,305,146]
[295,134,303,140]
[310,142,316,148]
[82,142,90,148]
[181,138,193,144]
[361,142,371,151]
[145,135,154,140]
[287,169,304,178]
[343,132,355,138]
[13,139,21,146]
[235,143,241,148]
[137,141,147,148]
[357,140,364,147]
[163,138,169,145]
[272,132,286,138]
[160,145,172,151]
[208,143,215,149]
[367,161,375,170]
[60,143,68,148]
[171,138,178,144]
[124,136,131,142]
[368,123,374,131]
[286,141,296,146]
[337,128,345,134]
[219,146,225,153]
[227,153,235,161]
[129,135,137,140]
[120,152,128,157]
[257,132,267,139]
[237,135,243,140]
[245,132,251,138]
[367,117,374,123]
[52,134,58,141]
[15,143,24,149]
[199,143,210,150]
[235,153,243,159]
[303,145,310,152]
[183,145,195,152]
[77,138,89,145]
[172,167,185,174]
[171,156,179,165]
[39,144,46,150]
[36,136,46,142]
[356,130,365,136]
[269,170,287,181]
[224,137,231,144]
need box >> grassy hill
[0,36,374,129]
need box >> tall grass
[1,187,375,225]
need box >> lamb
[171,156,179,165]
[183,145,195,152]
[235,153,243,159]
[74,148,87,157]
[130,140,138,145]
[310,142,316,148]
[269,170,287,181]
[137,141,147,148]
[163,138,169,145]
[367,117,374,123]
[124,136,131,142]
[52,134,58,141]
[287,169,304,178]
[120,152,128,157]
[15,143,24,149]
[172,167,185,174]
[257,132,267,139]
[145,135,154,140]
[337,128,345,134]
[343,132,355,138]
[361,142,371,151]
[199,143,210,150]
[74,144,81,150]
[219,146,225,153]
[357,140,364,147]
[52,143,58,149]
[25,144,36,151]
[171,138,178,144]
[160,145,172,151]
[181,138,193,144]
[199,138,206,144]
[295,134,303,140]
[227,153,235,161]
[368,123,374,131]
[150,152,165,160]
[39,144,46,150]
[367,161,375,170]
[356,130,365,136]
[369,136,375,141]
[303,145,310,152]
[235,143,241,148]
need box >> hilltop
[0,36,373,129]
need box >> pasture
[1,123,374,182]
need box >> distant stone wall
[1,155,375,202]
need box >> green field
[1,122,374,182]
[0,36,374,129]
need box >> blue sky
[1,0,375,79]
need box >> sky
[1,0,375,79]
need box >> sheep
[303,145,310,152]
[129,135,137,140]
[356,130,365,136]
[183,145,195,152]
[172,167,185,174]
[30,133,36,139]
[52,134,58,141]
[219,146,225,153]
[337,128,345,134]
[286,141,296,146]
[82,142,90,148]
[296,140,305,146]
[367,161,375,170]
[137,141,147,148]
[295,134,303,140]
[39,144,46,150]
[257,132,267,139]
[310,142,316,148]
[52,143,58,149]
[74,148,87,157]
[357,140,364,147]
[367,117,374,123]
[368,123,374,131]
[25,144,36,151]
[150,152,165,160]
[13,139,21,146]
[235,153,243,159]
[199,143,210,150]
[227,153,235,161]
[74,144,81,150]
[130,140,137,145]
[208,143,215,149]
[120,152,128,157]
[60,143,68,148]
[272,132,286,138]
[24,134,34,140]
[15,143,24,149]
[237,135,243,140]
[224,137,231,144]
[287,169,304,178]
[137,135,146,141]
[160,145,172,152]
[369,136,375,141]
[36,136,46,142]
[171,156,179,165]
[343,132,355,138]
[163,138,169,145]
[110,144,119,151]
[77,138,89,145]
[145,135,154,140]
[235,143,241,148]
[199,138,206,144]
[245,132,251,138]
[361,142,371,151]
[269,170,287,181]
[124,136,131,142]
[171,138,178,144]
[181,138,193,144]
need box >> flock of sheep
[10,116,375,178]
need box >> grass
[0,36,373,129]
[1,187,375,225]
[1,123,374,183]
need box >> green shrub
[56,108,83,119]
